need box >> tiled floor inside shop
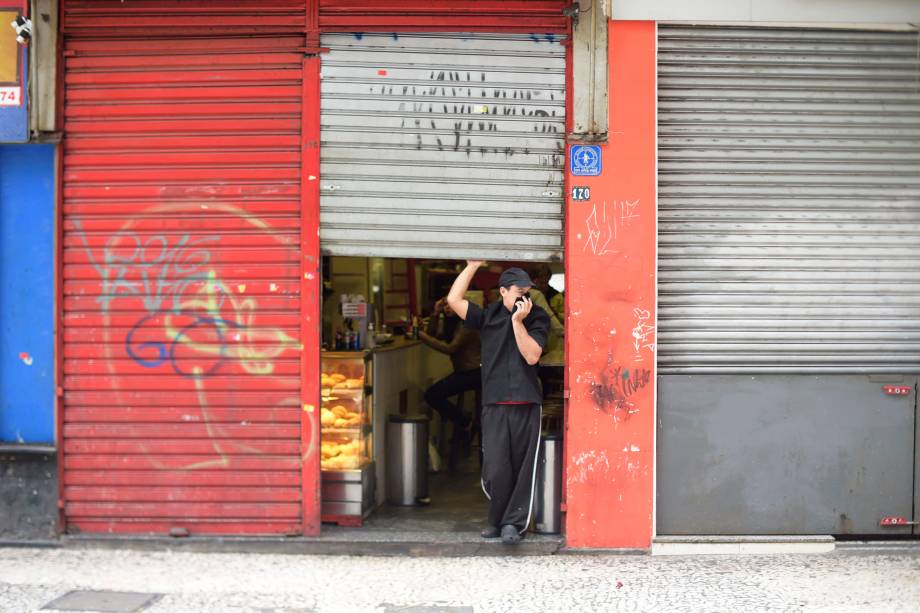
[358,454,490,535]
[319,450,563,549]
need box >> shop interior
[319,257,565,536]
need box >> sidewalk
[1,543,919,612]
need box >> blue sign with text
[570,145,602,176]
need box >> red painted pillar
[300,0,323,538]
[564,20,657,549]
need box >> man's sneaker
[501,524,522,544]
[480,525,501,539]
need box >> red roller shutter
[62,0,307,35]
[61,2,316,535]
[319,1,569,33]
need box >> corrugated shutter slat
[62,9,304,535]
[657,26,920,374]
[63,1,306,35]
[319,1,568,33]
[319,32,566,261]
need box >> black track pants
[480,403,542,532]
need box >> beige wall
[0,10,19,83]
[611,0,920,25]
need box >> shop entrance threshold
[62,530,563,558]
[62,459,563,557]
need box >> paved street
[1,544,919,612]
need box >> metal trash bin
[386,414,429,506]
[533,432,563,534]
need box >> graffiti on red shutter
[70,203,312,469]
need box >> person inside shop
[531,263,558,302]
[531,263,564,321]
[418,295,482,470]
[527,264,564,366]
[447,261,550,544]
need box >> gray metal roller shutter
[657,25,920,374]
[319,33,566,261]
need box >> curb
[55,534,564,558]
[0,539,61,549]
[652,535,837,556]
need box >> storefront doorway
[317,256,565,539]
[315,30,568,538]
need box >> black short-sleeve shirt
[464,301,551,405]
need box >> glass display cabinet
[320,352,375,525]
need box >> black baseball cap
[499,267,534,289]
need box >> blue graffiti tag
[126,313,243,378]
[124,314,168,368]
[170,315,243,378]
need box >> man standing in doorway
[447,261,550,544]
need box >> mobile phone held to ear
[515,292,531,310]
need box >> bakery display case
[320,351,375,525]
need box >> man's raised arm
[446,260,483,320]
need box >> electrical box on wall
[569,0,608,141]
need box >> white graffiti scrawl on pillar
[631,307,656,362]
[582,199,640,256]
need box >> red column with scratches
[564,20,657,549]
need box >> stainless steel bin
[386,414,429,506]
[533,432,563,534]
